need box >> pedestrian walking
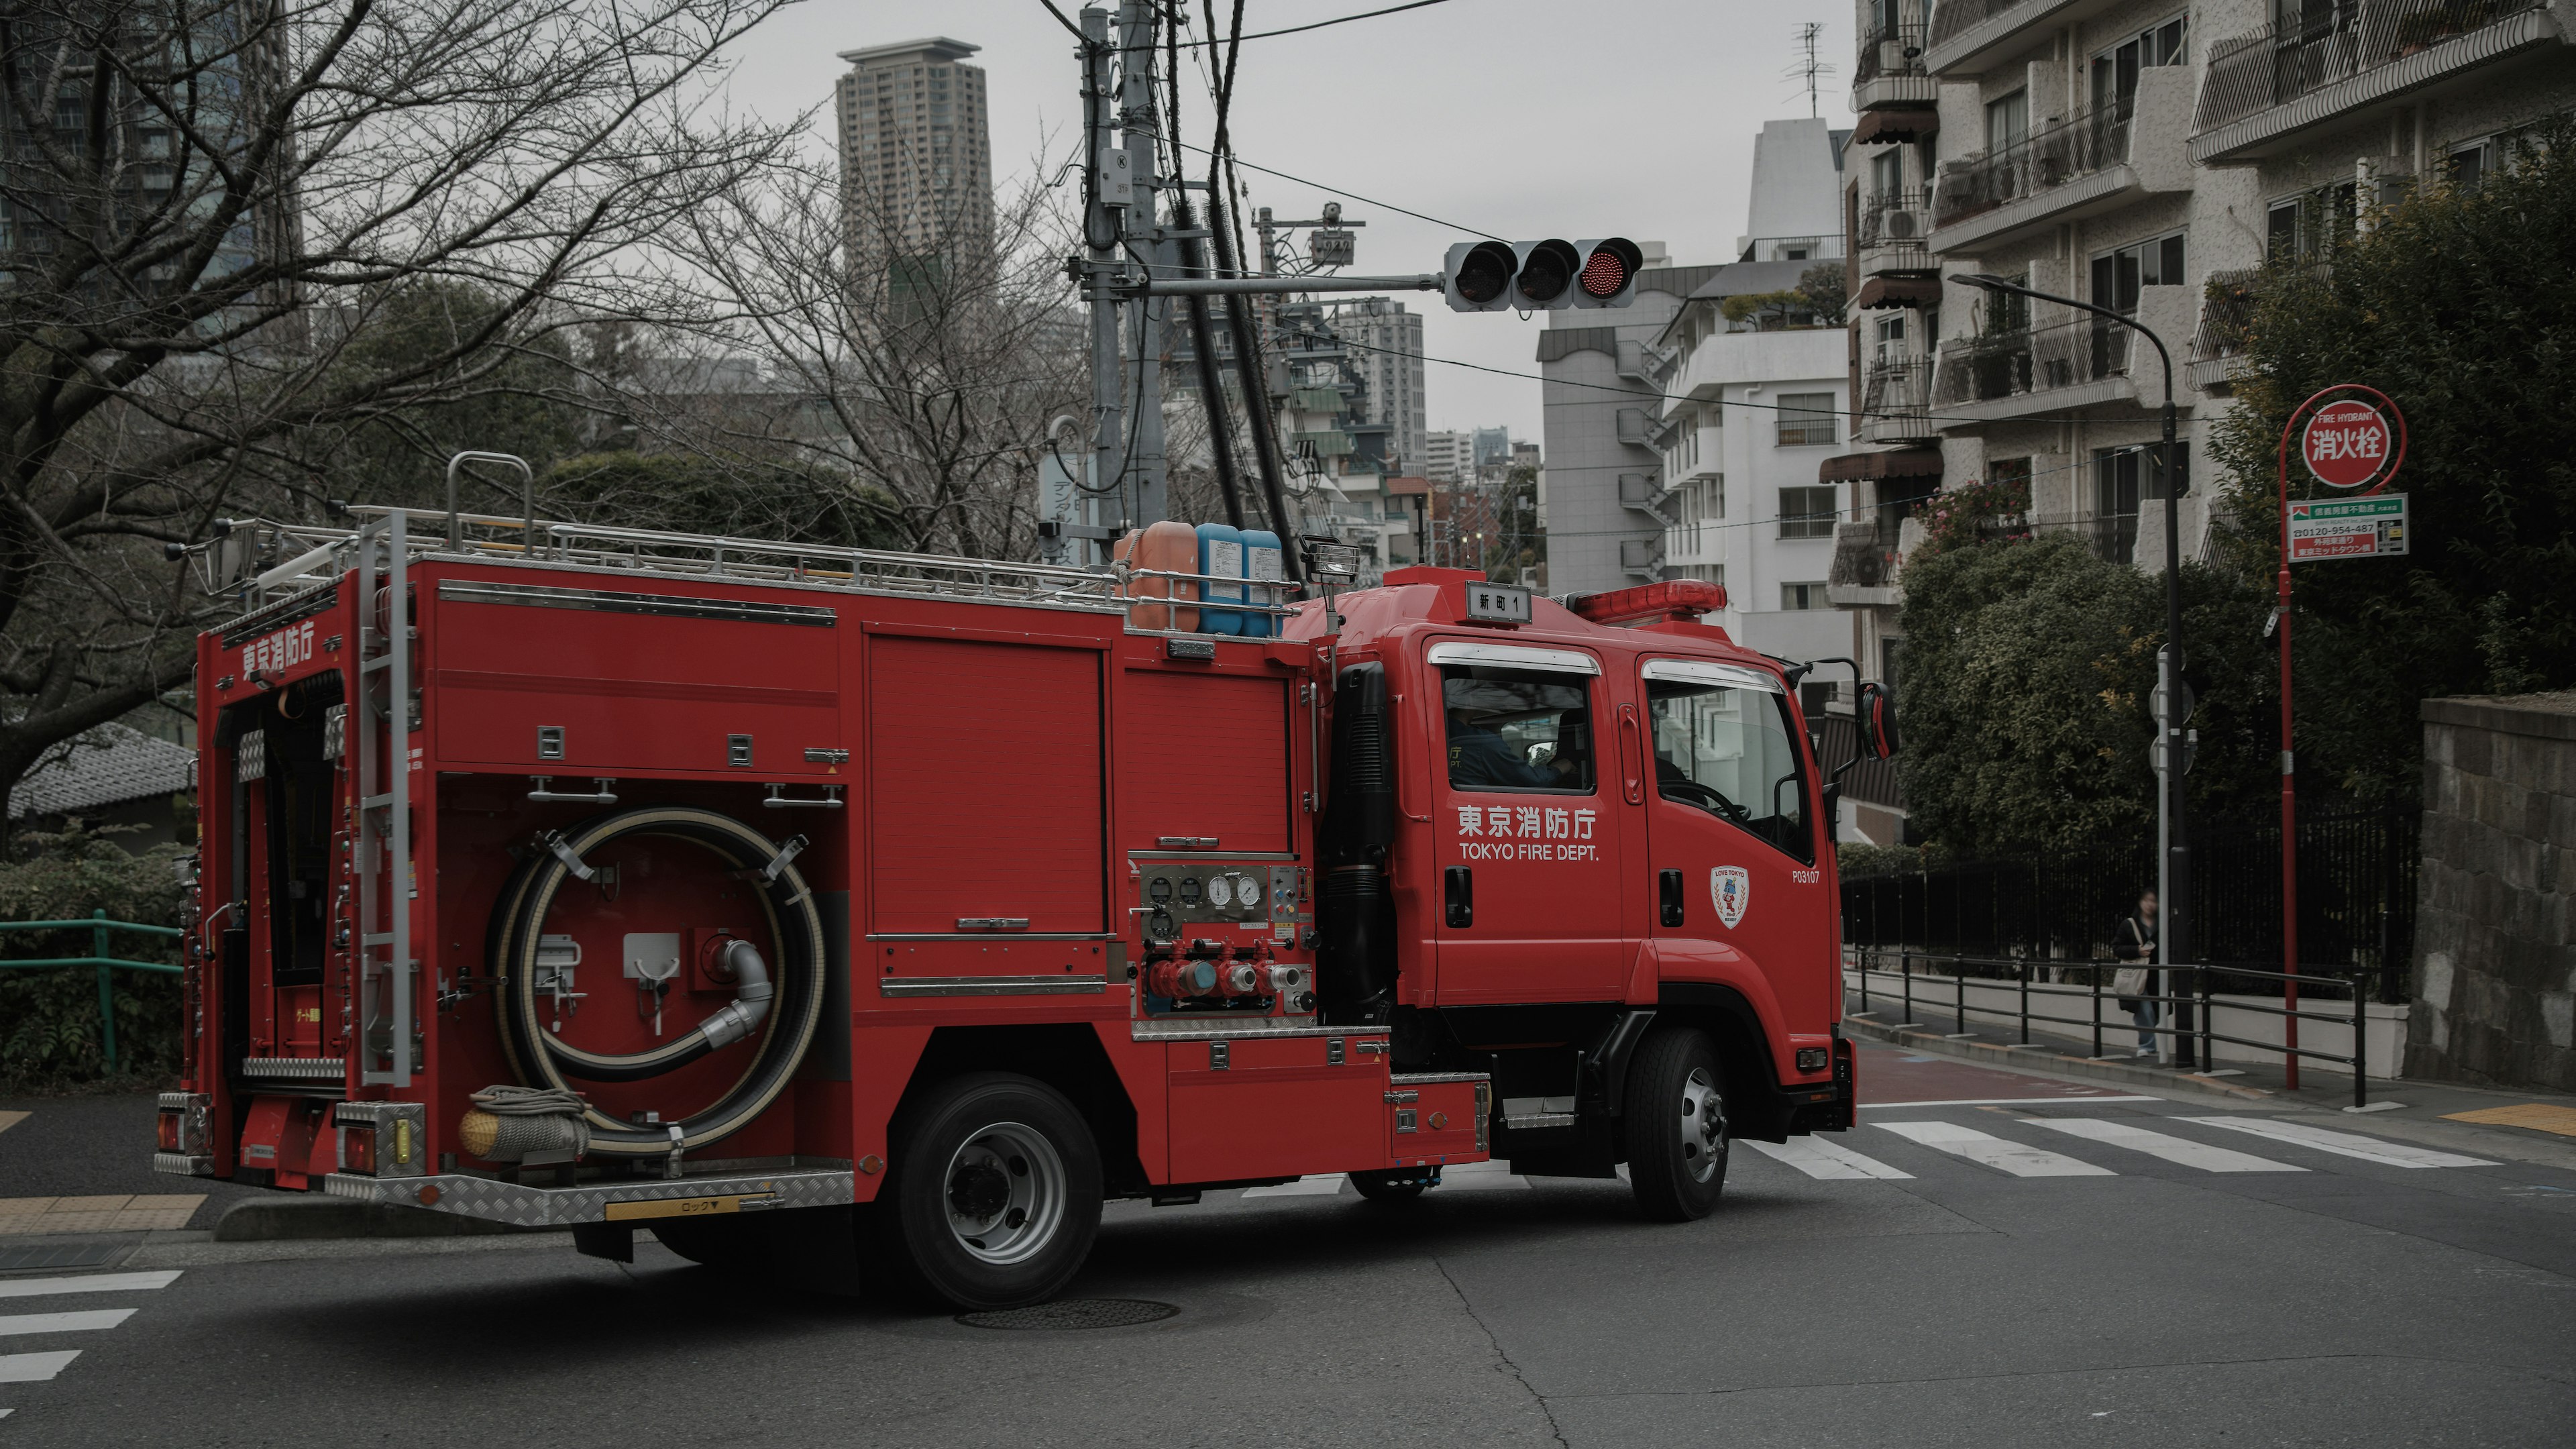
[2111,889,2159,1059]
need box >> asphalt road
[7,1040,2576,1447]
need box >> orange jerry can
[1115,521,1200,631]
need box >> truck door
[1426,640,1624,1003]
[1637,658,1833,1027]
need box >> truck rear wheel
[881,1073,1102,1311]
[1623,1026,1729,1222]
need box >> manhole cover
[956,1297,1179,1331]
[0,1241,124,1274]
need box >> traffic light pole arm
[1126,272,1445,297]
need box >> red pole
[2276,421,2301,1091]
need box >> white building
[1424,429,1470,484]
[1647,260,1854,663]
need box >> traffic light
[1444,237,1644,313]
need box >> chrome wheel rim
[1677,1066,1725,1184]
[943,1122,1067,1266]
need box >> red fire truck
[153,491,1887,1308]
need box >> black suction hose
[488,805,825,1158]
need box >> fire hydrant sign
[2288,494,2408,561]
[2302,400,2392,488]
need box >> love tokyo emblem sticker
[1711,867,1750,928]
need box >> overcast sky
[720,0,1855,444]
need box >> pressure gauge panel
[1132,861,1303,932]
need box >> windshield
[1646,677,1812,862]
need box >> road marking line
[0,1309,135,1337]
[0,1111,26,1134]
[1240,1176,1346,1198]
[0,1351,78,1384]
[0,1271,182,1300]
[2022,1118,2306,1173]
[2176,1116,2499,1169]
[1746,1137,1915,1180]
[1860,1096,2164,1108]
[2440,1103,2576,1138]
[1872,1121,2116,1177]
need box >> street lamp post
[1949,274,2194,1067]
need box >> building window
[2090,443,2189,565]
[1778,485,1838,539]
[2449,138,2498,189]
[1870,148,1904,203]
[2094,15,2188,119]
[1986,89,2028,153]
[1781,582,1827,610]
[1874,313,1907,367]
[2092,231,2186,313]
[1776,392,1838,447]
[2267,182,2357,260]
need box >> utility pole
[1116,0,1169,527]
[1079,7,1124,556]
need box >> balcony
[1931,313,2141,421]
[1827,520,1902,607]
[1855,21,1936,109]
[2186,268,2260,394]
[1856,189,1935,278]
[1924,0,2129,77]
[1929,99,2153,254]
[2191,0,2566,164]
[1737,235,1845,264]
[1860,356,1938,444]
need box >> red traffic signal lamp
[1444,237,1643,313]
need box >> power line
[1170,139,1507,241]
[1173,0,1456,46]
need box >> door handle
[1618,703,1644,806]
[1659,869,1684,927]
[1444,866,1473,928]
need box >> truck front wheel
[1623,1026,1729,1222]
[882,1073,1103,1310]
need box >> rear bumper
[323,1164,855,1228]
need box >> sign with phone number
[2289,493,2408,561]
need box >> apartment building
[1325,298,1429,475]
[835,38,995,258]
[1833,0,2576,686]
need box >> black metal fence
[1840,805,2418,1001]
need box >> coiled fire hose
[457,1085,590,1163]
[486,806,825,1160]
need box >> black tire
[1623,1026,1729,1222]
[881,1073,1102,1311]
[1349,1168,1430,1202]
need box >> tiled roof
[8,723,196,820]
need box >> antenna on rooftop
[1784,23,1834,119]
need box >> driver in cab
[1446,706,1581,789]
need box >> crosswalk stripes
[1871,1121,2118,1177]
[0,1268,181,1401]
[0,1271,180,1299]
[0,1309,136,1336]
[2021,1118,2308,1174]
[2176,1116,2500,1169]
[1745,1136,1915,1180]
[0,1352,80,1385]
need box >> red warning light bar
[1564,580,1727,626]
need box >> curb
[1843,1014,2279,1104]
[213,1197,535,1243]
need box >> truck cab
[1297,569,1856,1198]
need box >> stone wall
[2407,692,2576,1091]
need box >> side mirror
[1857,682,1900,761]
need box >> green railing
[1,911,184,1076]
